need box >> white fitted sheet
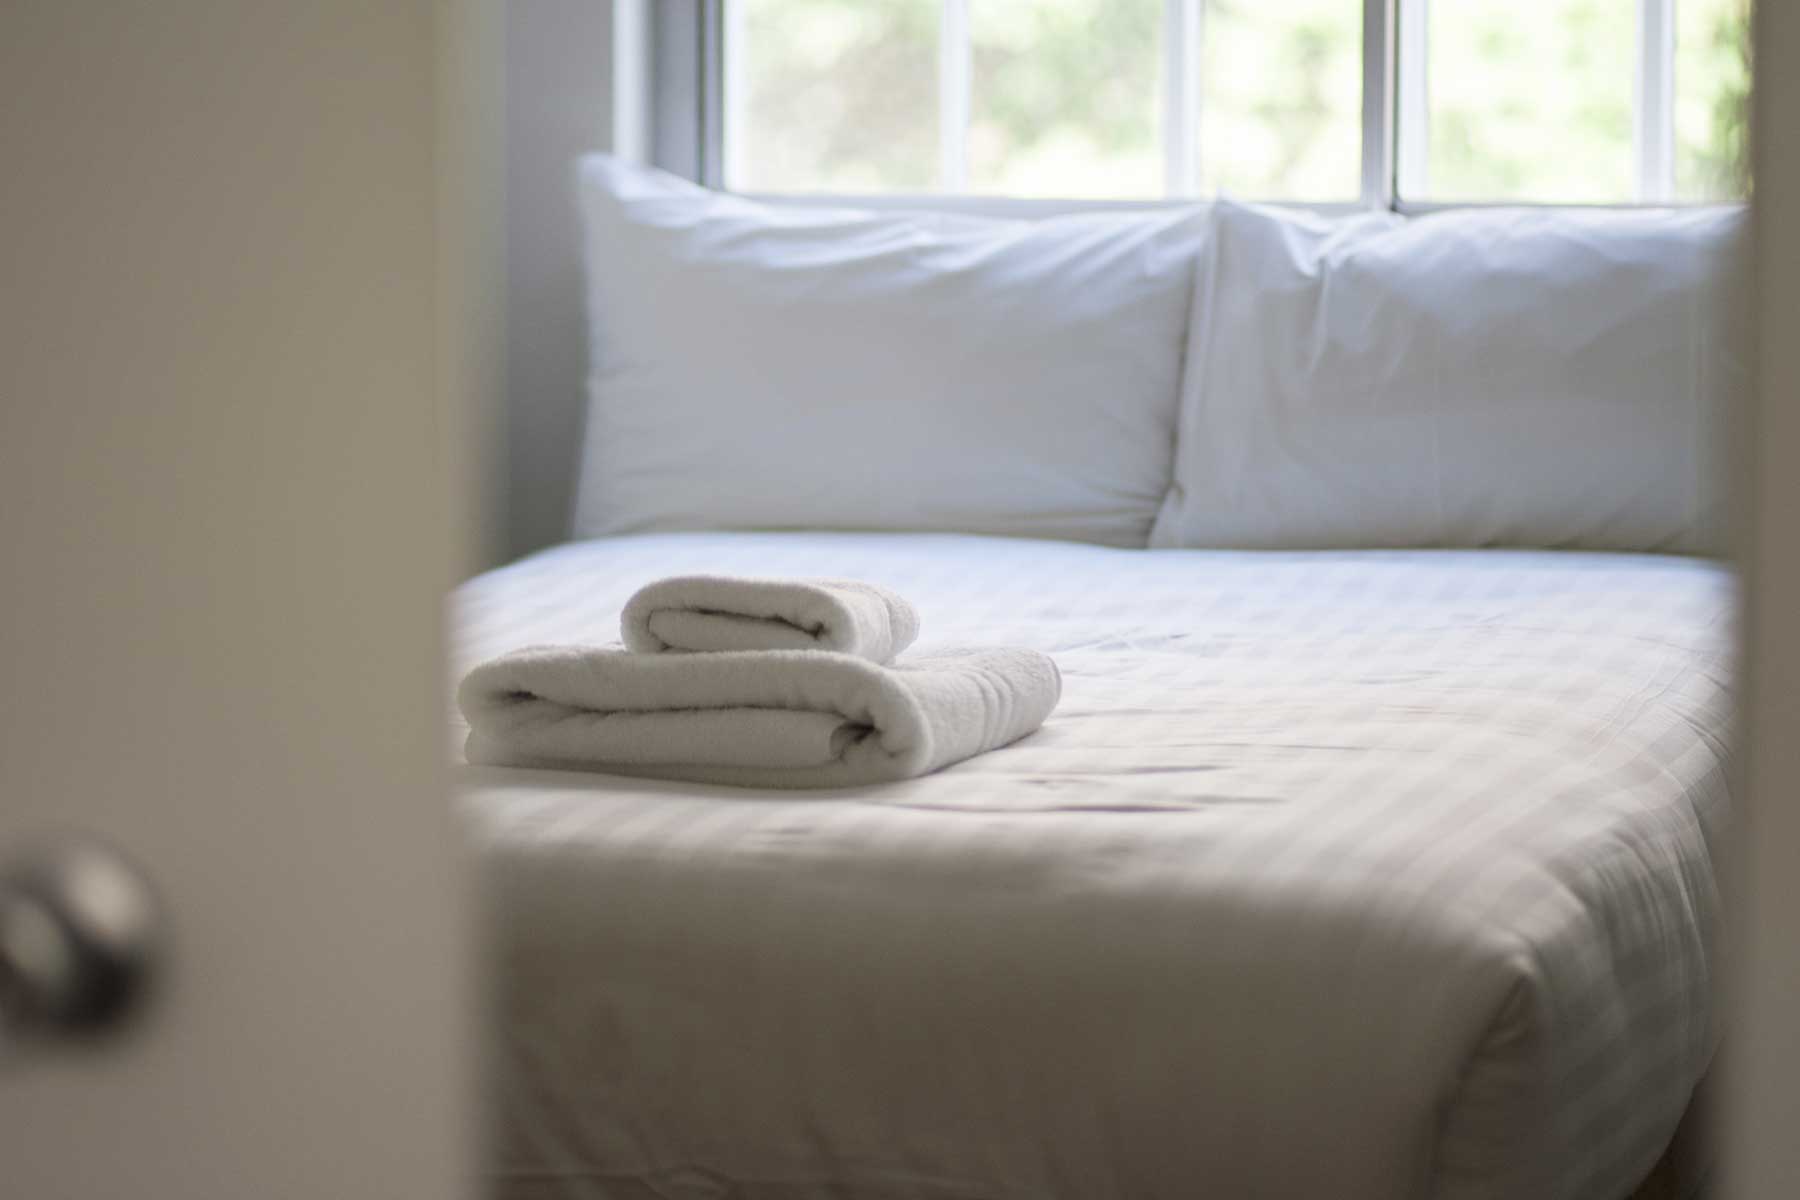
[454,533,1732,1200]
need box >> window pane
[1675,0,1751,202]
[967,0,1163,199]
[731,0,939,193]
[1419,0,1637,203]
[1200,0,1363,201]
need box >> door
[1731,3,1800,1197]
[0,5,474,1198]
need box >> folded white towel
[621,575,919,663]
[458,645,1060,788]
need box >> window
[723,0,1367,201]
[665,0,1748,207]
[1400,0,1751,203]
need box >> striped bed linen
[453,532,1733,1200]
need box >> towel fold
[621,575,919,663]
[458,645,1060,788]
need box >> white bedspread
[454,533,1733,1200]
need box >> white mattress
[454,533,1733,1200]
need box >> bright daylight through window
[723,0,1749,204]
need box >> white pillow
[1149,199,1747,552]
[573,157,1208,547]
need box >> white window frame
[633,0,1698,216]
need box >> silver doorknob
[0,835,161,1045]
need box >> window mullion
[939,0,970,192]
[719,0,746,188]
[1394,0,1430,201]
[1635,0,1676,202]
[1163,0,1202,198]
[698,0,726,187]
[1362,0,1395,208]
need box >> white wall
[503,0,620,560]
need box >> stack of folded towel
[457,575,1061,788]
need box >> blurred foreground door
[0,5,474,1198]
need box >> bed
[454,530,1731,1200]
